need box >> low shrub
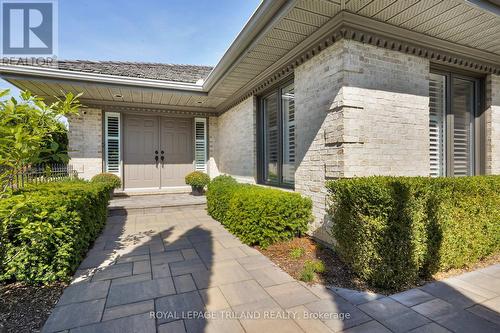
[206,175,238,221]
[300,260,325,282]
[185,171,210,188]
[91,172,122,189]
[290,247,306,259]
[0,180,111,283]
[207,177,312,247]
[327,176,500,290]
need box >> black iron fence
[9,163,78,190]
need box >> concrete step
[108,193,206,216]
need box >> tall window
[260,81,295,187]
[429,71,479,177]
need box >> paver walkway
[43,204,500,333]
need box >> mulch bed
[257,236,500,295]
[0,282,66,333]
[257,237,381,292]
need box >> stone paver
[265,281,319,308]
[42,299,105,332]
[331,287,385,305]
[102,300,155,321]
[42,202,500,332]
[390,289,435,307]
[56,280,110,306]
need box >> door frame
[120,112,196,190]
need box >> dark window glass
[429,71,477,177]
[263,93,279,183]
[260,81,295,187]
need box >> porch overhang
[0,70,221,113]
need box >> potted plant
[91,173,121,198]
[185,171,210,196]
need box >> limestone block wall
[207,116,220,178]
[294,39,430,243]
[67,108,103,180]
[294,41,345,243]
[216,96,257,183]
[486,74,500,174]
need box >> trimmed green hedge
[207,176,312,247]
[0,180,112,283]
[327,176,500,289]
[91,172,122,189]
[206,175,238,221]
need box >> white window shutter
[429,74,446,177]
[194,118,207,172]
[105,112,121,175]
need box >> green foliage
[91,172,122,189]
[300,268,314,282]
[0,180,111,283]
[327,176,500,290]
[290,247,306,259]
[0,89,81,194]
[206,175,238,221]
[300,260,325,282]
[206,177,312,247]
[185,171,210,188]
[39,121,69,164]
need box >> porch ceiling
[4,77,223,112]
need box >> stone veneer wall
[294,39,430,243]
[207,116,220,178]
[216,96,257,183]
[67,108,103,180]
[485,74,500,174]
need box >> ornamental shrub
[0,180,111,283]
[206,177,312,247]
[327,176,500,290]
[91,172,122,189]
[185,171,210,188]
[206,175,238,221]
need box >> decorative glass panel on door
[429,73,446,177]
[281,84,295,185]
[263,93,279,184]
[451,78,474,176]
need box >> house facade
[2,0,500,243]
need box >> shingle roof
[42,60,213,83]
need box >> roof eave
[0,64,205,92]
[202,0,295,91]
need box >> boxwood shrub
[206,175,238,221]
[327,176,500,290]
[0,180,112,283]
[206,176,312,247]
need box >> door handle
[160,156,165,162]
[155,155,159,162]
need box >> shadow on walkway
[41,205,500,333]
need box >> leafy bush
[0,180,111,283]
[91,172,122,189]
[0,89,81,194]
[327,176,500,290]
[206,175,238,221]
[185,171,210,188]
[206,177,312,247]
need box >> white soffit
[210,0,500,106]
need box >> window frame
[430,67,484,176]
[257,79,295,189]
